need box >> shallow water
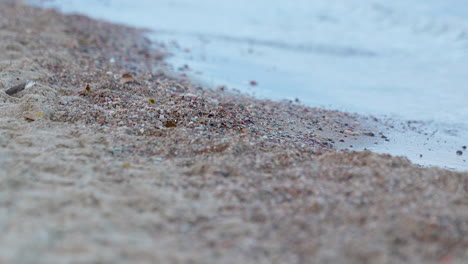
[33,0,468,170]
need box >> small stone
[456,150,463,156]
[120,73,135,84]
[164,120,177,128]
[5,82,27,95]
[344,130,360,136]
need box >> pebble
[344,130,360,136]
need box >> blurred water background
[32,0,468,170]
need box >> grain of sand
[0,2,467,264]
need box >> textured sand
[0,2,467,264]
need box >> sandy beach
[0,2,467,263]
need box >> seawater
[33,0,468,170]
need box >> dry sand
[0,2,467,264]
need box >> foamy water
[33,0,468,170]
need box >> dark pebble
[5,82,26,95]
[456,150,463,156]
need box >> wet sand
[0,2,467,264]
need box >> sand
[0,2,467,264]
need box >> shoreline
[1,2,467,263]
[155,38,468,171]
